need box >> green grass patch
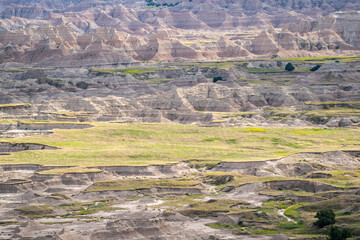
[266,105,360,120]
[202,137,223,142]
[236,77,275,85]
[198,62,239,70]
[313,170,360,188]
[284,202,309,222]
[208,111,260,118]
[206,223,245,232]
[304,108,360,117]
[116,67,173,75]
[189,198,250,212]
[177,198,250,217]
[60,199,121,217]
[305,101,360,109]
[0,103,30,109]
[47,193,71,200]
[90,68,115,74]
[278,221,305,229]
[0,221,21,226]
[263,198,295,209]
[278,55,360,63]
[91,67,174,76]
[270,137,302,149]
[301,195,360,212]
[250,229,279,235]
[16,204,55,219]
[0,123,359,166]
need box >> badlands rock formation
[0,150,359,239]
[0,58,359,129]
[0,0,359,65]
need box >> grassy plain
[0,122,359,167]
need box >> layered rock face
[284,11,360,49]
[0,60,359,128]
[0,12,360,65]
[0,1,359,65]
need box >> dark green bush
[213,76,225,82]
[310,65,321,71]
[314,209,335,228]
[285,63,295,72]
[328,226,352,240]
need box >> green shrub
[213,76,225,83]
[328,226,352,240]
[285,63,295,72]
[314,209,336,228]
[310,65,321,72]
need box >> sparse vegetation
[0,103,30,109]
[39,167,102,175]
[16,205,55,219]
[0,221,21,226]
[91,67,173,76]
[205,223,246,233]
[284,202,309,222]
[37,77,64,88]
[59,199,122,217]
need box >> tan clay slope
[1,12,360,65]
[284,11,360,49]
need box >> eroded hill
[0,1,360,65]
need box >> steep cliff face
[1,11,359,65]
[285,11,360,48]
[0,0,359,65]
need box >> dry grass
[0,122,359,166]
[39,167,102,175]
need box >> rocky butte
[0,0,359,240]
